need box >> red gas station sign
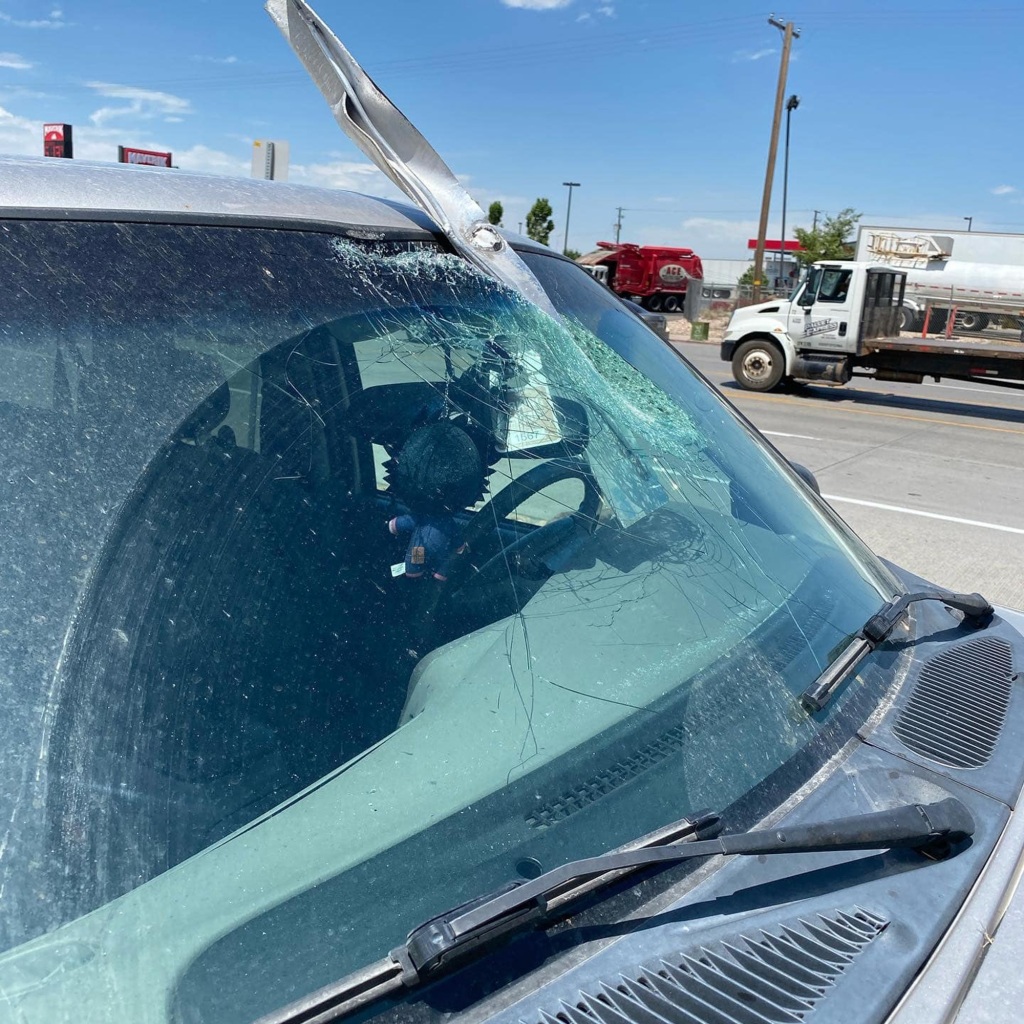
[747,238,803,252]
[118,146,173,168]
[43,123,73,159]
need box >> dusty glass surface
[0,220,893,1020]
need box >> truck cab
[721,261,906,390]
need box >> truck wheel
[732,338,785,392]
[645,295,663,312]
[662,295,680,312]
[898,307,919,332]
[955,311,989,332]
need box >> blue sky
[1,1,1022,259]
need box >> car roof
[0,155,549,253]
[0,153,434,232]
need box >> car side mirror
[790,461,821,495]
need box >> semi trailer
[856,225,1024,332]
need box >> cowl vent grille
[528,908,887,1024]
[892,636,1014,769]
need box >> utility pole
[779,94,800,294]
[812,209,820,231]
[752,15,800,303]
[614,207,625,244]
[562,181,580,254]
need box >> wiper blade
[800,589,993,713]
[255,798,974,1024]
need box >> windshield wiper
[256,798,974,1024]
[800,589,994,713]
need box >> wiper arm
[256,798,974,1024]
[800,589,993,713]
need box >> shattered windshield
[0,220,894,1021]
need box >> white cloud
[0,105,123,163]
[85,82,192,127]
[0,52,33,69]
[991,184,1016,196]
[191,55,240,65]
[0,86,50,101]
[576,0,614,19]
[290,158,395,194]
[501,0,572,9]
[731,48,776,63]
[172,144,249,177]
[0,103,39,154]
[0,8,66,28]
[632,216,758,258]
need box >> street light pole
[779,94,800,294]
[562,181,580,254]
[752,15,800,303]
[964,216,973,232]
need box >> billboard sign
[43,123,73,159]
[118,146,173,168]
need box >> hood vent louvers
[892,636,1014,769]
[528,908,887,1024]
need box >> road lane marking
[823,494,1024,535]
[734,391,1024,436]
[921,380,1024,398]
[763,430,821,440]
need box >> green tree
[793,208,861,266]
[487,200,503,226]
[526,198,554,246]
[564,247,582,261]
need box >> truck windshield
[0,220,896,1022]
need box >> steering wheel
[402,458,601,660]
[456,458,602,591]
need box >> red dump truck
[577,241,703,312]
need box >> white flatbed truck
[720,260,1024,392]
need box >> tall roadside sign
[43,124,73,158]
[251,140,290,181]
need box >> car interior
[49,313,601,915]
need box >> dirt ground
[665,308,732,345]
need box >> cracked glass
[0,219,895,1021]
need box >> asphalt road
[670,338,1024,612]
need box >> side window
[816,269,852,303]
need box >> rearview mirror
[502,394,590,460]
